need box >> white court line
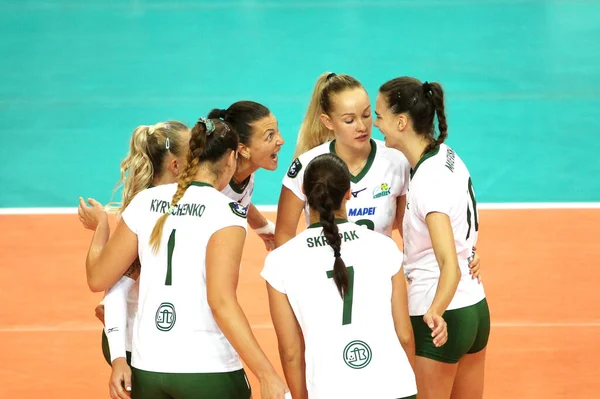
[1,321,599,333]
[1,203,600,215]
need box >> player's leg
[166,369,251,399]
[450,298,490,399]
[411,303,481,398]
[131,368,172,399]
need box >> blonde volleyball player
[262,153,445,398]
[374,77,490,399]
[275,72,411,247]
[83,118,288,399]
[78,121,189,377]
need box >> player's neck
[152,174,173,187]
[232,159,257,185]
[192,168,218,188]
[308,207,348,226]
[334,140,371,173]
[404,135,433,168]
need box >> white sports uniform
[261,221,417,399]
[283,139,410,237]
[403,144,486,316]
[104,178,255,360]
[121,181,248,372]
[221,174,255,208]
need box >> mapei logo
[373,183,391,199]
[348,207,375,217]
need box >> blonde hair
[108,121,189,213]
[294,72,364,157]
[148,118,239,253]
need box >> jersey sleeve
[414,172,456,219]
[282,156,306,202]
[260,250,286,294]
[385,237,404,276]
[120,191,145,235]
[213,200,249,233]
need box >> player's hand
[259,372,289,399]
[423,310,448,347]
[468,247,482,284]
[258,233,275,251]
[78,197,107,231]
[95,303,105,325]
[109,357,132,399]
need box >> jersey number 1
[165,229,176,285]
[466,178,479,240]
[326,266,355,325]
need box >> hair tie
[333,250,341,258]
[198,117,216,136]
[326,72,336,80]
[168,205,176,215]
[165,137,170,150]
[422,81,431,93]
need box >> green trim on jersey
[228,176,250,194]
[190,181,214,188]
[329,139,377,183]
[409,145,440,180]
[308,218,349,229]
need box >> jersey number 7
[326,266,355,325]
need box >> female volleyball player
[84,118,288,399]
[374,77,490,399]
[262,153,446,398]
[275,72,410,247]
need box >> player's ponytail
[149,118,238,253]
[295,72,363,157]
[379,77,448,155]
[109,121,188,213]
[304,153,351,299]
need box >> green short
[131,367,251,399]
[101,330,132,366]
[411,298,490,364]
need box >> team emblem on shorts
[229,202,248,218]
[155,302,176,331]
[373,183,391,199]
[343,340,372,369]
[287,158,302,178]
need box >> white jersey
[403,144,486,315]
[261,221,417,399]
[283,139,410,237]
[121,182,248,373]
[221,174,255,208]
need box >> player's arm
[86,213,139,293]
[266,283,308,399]
[206,226,288,399]
[274,186,305,248]
[424,211,459,345]
[394,194,407,237]
[248,203,276,251]
[391,268,415,370]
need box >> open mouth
[270,148,280,161]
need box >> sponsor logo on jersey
[106,327,119,333]
[348,207,376,217]
[155,302,176,331]
[372,182,391,199]
[229,202,248,218]
[287,158,302,178]
[445,147,456,172]
[343,340,372,369]
[351,187,366,198]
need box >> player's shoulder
[286,142,331,179]
[136,183,176,202]
[372,139,410,169]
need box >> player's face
[244,113,284,171]
[374,93,401,149]
[324,88,372,152]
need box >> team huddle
[80,73,490,399]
